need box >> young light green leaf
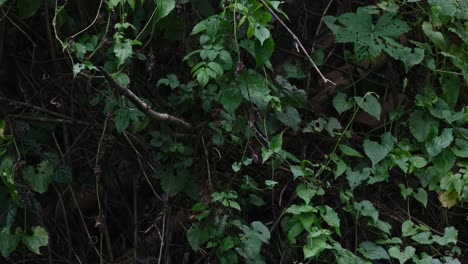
[114,39,133,68]
[253,25,270,45]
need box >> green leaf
[363,132,396,167]
[253,25,270,45]
[187,225,209,251]
[156,0,175,22]
[354,200,378,222]
[321,205,340,230]
[408,109,438,142]
[18,0,43,18]
[276,107,301,132]
[238,71,271,111]
[411,231,432,244]
[0,228,21,257]
[388,246,416,264]
[346,167,371,190]
[432,226,458,245]
[115,72,131,87]
[440,73,460,109]
[425,128,453,157]
[264,180,278,188]
[401,220,417,237]
[413,188,428,207]
[355,94,381,120]
[269,132,283,153]
[114,108,130,133]
[296,183,315,205]
[333,92,354,115]
[22,226,48,255]
[220,86,242,113]
[339,144,363,158]
[254,37,274,67]
[451,138,468,158]
[196,70,209,87]
[23,161,54,194]
[114,39,133,68]
[422,22,447,49]
[303,238,331,259]
[358,241,390,260]
[325,10,409,59]
[286,204,317,214]
[73,63,85,77]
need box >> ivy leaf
[23,161,54,194]
[254,37,274,67]
[303,238,331,259]
[363,132,396,167]
[355,94,381,120]
[321,205,340,230]
[187,224,209,251]
[0,228,21,257]
[18,0,43,18]
[451,138,468,158]
[388,246,416,264]
[432,226,458,246]
[22,226,48,255]
[296,183,315,205]
[253,25,270,45]
[408,109,439,142]
[346,167,371,190]
[425,128,453,157]
[276,107,301,132]
[333,92,354,115]
[220,85,242,113]
[413,188,428,207]
[156,0,175,22]
[114,39,133,68]
[114,108,130,133]
[354,200,378,222]
[411,232,432,244]
[269,132,283,153]
[339,144,364,158]
[440,73,460,109]
[238,71,271,111]
[358,241,390,260]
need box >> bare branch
[99,68,192,129]
[259,0,336,85]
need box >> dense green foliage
[0,0,467,263]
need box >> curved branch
[99,68,192,130]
